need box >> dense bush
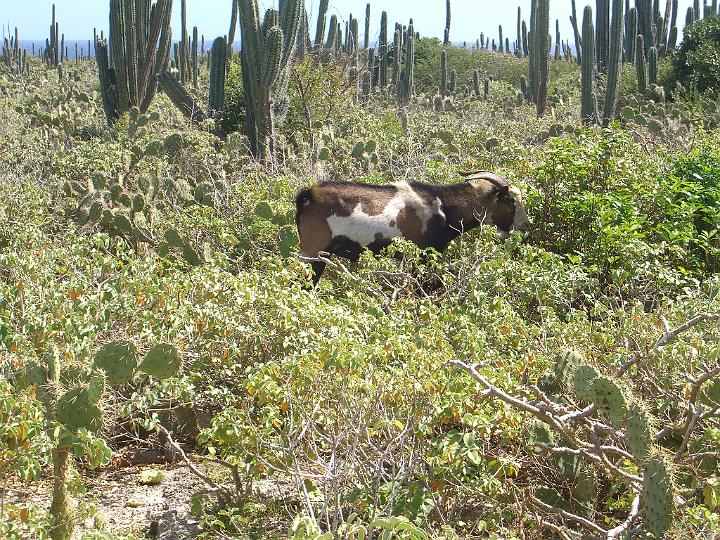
[666,15,720,94]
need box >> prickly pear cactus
[571,364,599,402]
[138,344,181,379]
[589,376,628,427]
[627,402,653,461]
[553,349,584,389]
[528,420,554,449]
[56,387,102,431]
[93,341,138,386]
[642,456,675,537]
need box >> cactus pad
[589,376,628,427]
[164,228,184,248]
[527,420,554,449]
[642,457,675,537]
[278,226,299,258]
[571,364,598,402]
[254,201,274,220]
[87,370,106,403]
[627,402,653,461]
[93,341,138,386]
[552,349,584,390]
[57,387,102,432]
[15,360,47,391]
[138,344,181,379]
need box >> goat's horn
[460,171,510,189]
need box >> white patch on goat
[509,186,529,232]
[326,183,437,247]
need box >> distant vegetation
[1,0,720,539]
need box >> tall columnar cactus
[473,69,481,97]
[638,0,655,57]
[180,0,188,84]
[499,25,504,52]
[636,34,647,93]
[570,0,582,63]
[95,0,173,124]
[392,27,401,85]
[449,69,457,93]
[685,6,695,29]
[444,0,451,44]
[191,26,198,89]
[364,3,371,49]
[440,49,448,96]
[596,0,610,72]
[554,19,561,59]
[627,7,638,64]
[581,5,597,124]
[208,37,227,116]
[603,0,624,125]
[668,0,679,47]
[314,0,329,49]
[529,0,551,116]
[648,45,658,85]
[45,3,60,67]
[522,21,529,57]
[397,21,415,105]
[239,0,302,160]
[379,11,388,88]
[517,7,523,57]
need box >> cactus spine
[581,6,597,124]
[636,34,647,93]
[95,0,173,124]
[603,0,624,125]
[239,0,302,160]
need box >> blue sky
[3,0,695,46]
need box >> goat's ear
[496,185,510,199]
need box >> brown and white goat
[295,171,529,283]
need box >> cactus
[473,69,481,97]
[449,69,457,93]
[484,77,490,100]
[93,341,139,385]
[444,0,451,44]
[364,3,370,48]
[589,376,628,427]
[627,7,638,64]
[627,402,653,461]
[396,22,415,105]
[554,19,560,59]
[499,25,504,53]
[95,0,172,124]
[570,0,582,63]
[208,37,227,116]
[554,350,584,390]
[596,0,610,71]
[648,46,658,85]
[239,0,302,160]
[192,26,198,89]
[314,0,329,49]
[440,49,448,96]
[517,8,523,57]
[581,5,596,124]
[642,457,675,537]
[138,344,181,379]
[57,388,102,431]
[603,0,624,125]
[636,34,647,93]
[529,0,551,116]
[157,72,207,123]
[379,11,388,88]
[572,363,599,401]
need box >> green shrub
[666,15,720,94]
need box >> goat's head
[462,171,530,239]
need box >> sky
[2,0,697,46]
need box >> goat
[295,171,529,284]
